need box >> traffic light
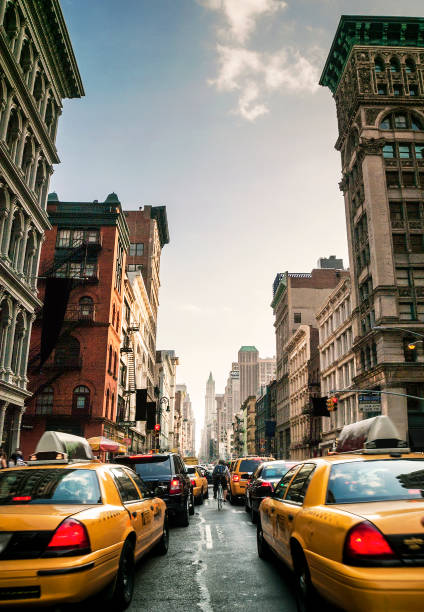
[154,423,161,432]
[326,396,338,412]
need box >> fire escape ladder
[40,241,88,279]
[127,349,136,394]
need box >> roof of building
[320,15,424,93]
[239,346,258,352]
[151,206,170,248]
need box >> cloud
[209,44,319,121]
[198,0,319,120]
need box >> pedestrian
[0,449,7,469]
[8,448,26,467]
[212,459,230,502]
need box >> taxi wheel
[177,496,190,526]
[256,520,271,560]
[111,539,135,610]
[204,487,209,499]
[154,516,169,555]
[245,496,250,512]
[293,551,314,612]
[198,491,204,505]
[251,505,258,524]
[228,491,235,505]
[189,493,195,515]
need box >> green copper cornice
[320,15,424,94]
[151,206,170,247]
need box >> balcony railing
[64,304,96,324]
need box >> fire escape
[26,234,102,415]
[119,325,139,421]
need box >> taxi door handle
[288,514,294,522]
[132,511,137,518]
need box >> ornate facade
[0,0,83,454]
[321,16,424,448]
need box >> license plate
[0,534,12,554]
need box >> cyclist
[212,459,230,502]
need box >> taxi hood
[334,500,424,534]
[0,504,97,531]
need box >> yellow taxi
[0,431,168,608]
[185,464,208,504]
[229,456,274,504]
[257,416,424,612]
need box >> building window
[57,229,71,247]
[115,241,124,292]
[383,144,395,158]
[403,172,416,187]
[393,85,403,96]
[294,313,301,323]
[73,385,90,411]
[380,112,424,131]
[410,234,424,253]
[36,386,54,415]
[390,202,403,223]
[407,202,421,220]
[56,228,99,248]
[410,85,419,97]
[374,57,385,73]
[405,58,416,73]
[378,84,387,95]
[129,243,144,256]
[79,296,94,320]
[54,336,80,368]
[399,302,415,320]
[386,171,400,187]
[399,144,411,158]
[396,268,410,286]
[393,233,407,253]
[390,57,400,72]
[108,345,112,373]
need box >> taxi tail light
[45,518,90,555]
[260,481,273,488]
[232,474,240,482]
[169,478,182,494]
[344,521,395,564]
[190,478,196,487]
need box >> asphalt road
[129,487,298,612]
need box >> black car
[245,460,298,523]
[114,452,194,526]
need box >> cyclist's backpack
[214,464,226,476]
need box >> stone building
[243,395,256,455]
[316,277,357,453]
[156,350,179,452]
[21,194,129,458]
[0,0,83,454]
[255,381,277,456]
[223,362,240,430]
[259,356,276,388]
[272,268,347,458]
[320,15,424,448]
[238,346,259,404]
[285,325,320,460]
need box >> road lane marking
[195,514,213,612]
[205,524,213,549]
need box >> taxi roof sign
[336,416,410,454]
[29,431,95,464]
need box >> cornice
[0,32,60,165]
[0,146,51,233]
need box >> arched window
[8,212,23,267]
[113,351,117,377]
[3,3,18,44]
[22,135,34,182]
[111,392,115,419]
[116,313,120,331]
[374,57,385,73]
[405,58,416,73]
[0,300,11,363]
[23,231,36,277]
[6,108,19,150]
[79,296,94,321]
[11,311,24,373]
[73,385,90,411]
[379,111,424,131]
[54,335,80,368]
[36,385,53,415]
[105,388,110,419]
[32,72,43,104]
[390,57,400,72]
[19,38,31,74]
[108,344,112,372]
[112,303,115,326]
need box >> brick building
[21,193,129,457]
[321,15,424,448]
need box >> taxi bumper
[231,481,248,498]
[308,550,424,612]
[0,546,121,606]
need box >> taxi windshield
[0,469,102,505]
[327,459,424,504]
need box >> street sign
[358,394,381,404]
[119,421,136,427]
[360,404,382,413]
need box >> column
[17,316,31,388]
[14,19,27,63]
[11,407,25,451]
[0,196,16,257]
[15,119,27,168]
[29,233,41,290]
[3,304,18,381]
[0,88,15,141]
[28,57,39,94]
[0,0,7,26]
[29,145,41,192]
[17,216,30,274]
[0,401,8,448]
[40,90,49,121]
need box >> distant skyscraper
[205,372,216,425]
[238,346,259,404]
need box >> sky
[54,0,424,451]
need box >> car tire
[177,497,190,526]
[257,520,271,561]
[293,549,315,612]
[198,491,204,505]
[229,490,235,505]
[251,505,258,524]
[110,539,135,610]
[189,493,195,515]
[245,495,250,512]
[154,515,169,555]
[204,487,209,499]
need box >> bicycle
[217,482,224,511]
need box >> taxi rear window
[0,469,102,505]
[239,459,262,473]
[186,466,196,474]
[117,456,172,478]
[326,459,424,504]
[262,463,296,479]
